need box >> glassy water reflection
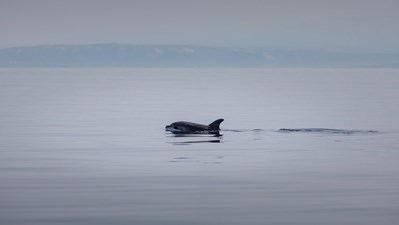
[1,68,399,225]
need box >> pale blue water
[1,68,399,225]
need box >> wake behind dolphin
[278,128,378,135]
[221,128,377,135]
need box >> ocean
[1,68,398,225]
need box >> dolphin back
[208,119,224,131]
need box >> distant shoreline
[1,44,399,68]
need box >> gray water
[1,68,399,225]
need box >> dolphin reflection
[167,139,221,145]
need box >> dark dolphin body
[165,119,224,135]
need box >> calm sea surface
[1,68,398,225]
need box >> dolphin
[165,119,224,135]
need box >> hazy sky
[1,0,399,52]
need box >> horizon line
[1,43,398,55]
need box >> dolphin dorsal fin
[208,119,224,130]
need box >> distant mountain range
[1,44,399,68]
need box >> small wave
[221,129,250,132]
[222,129,267,133]
[278,128,378,135]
